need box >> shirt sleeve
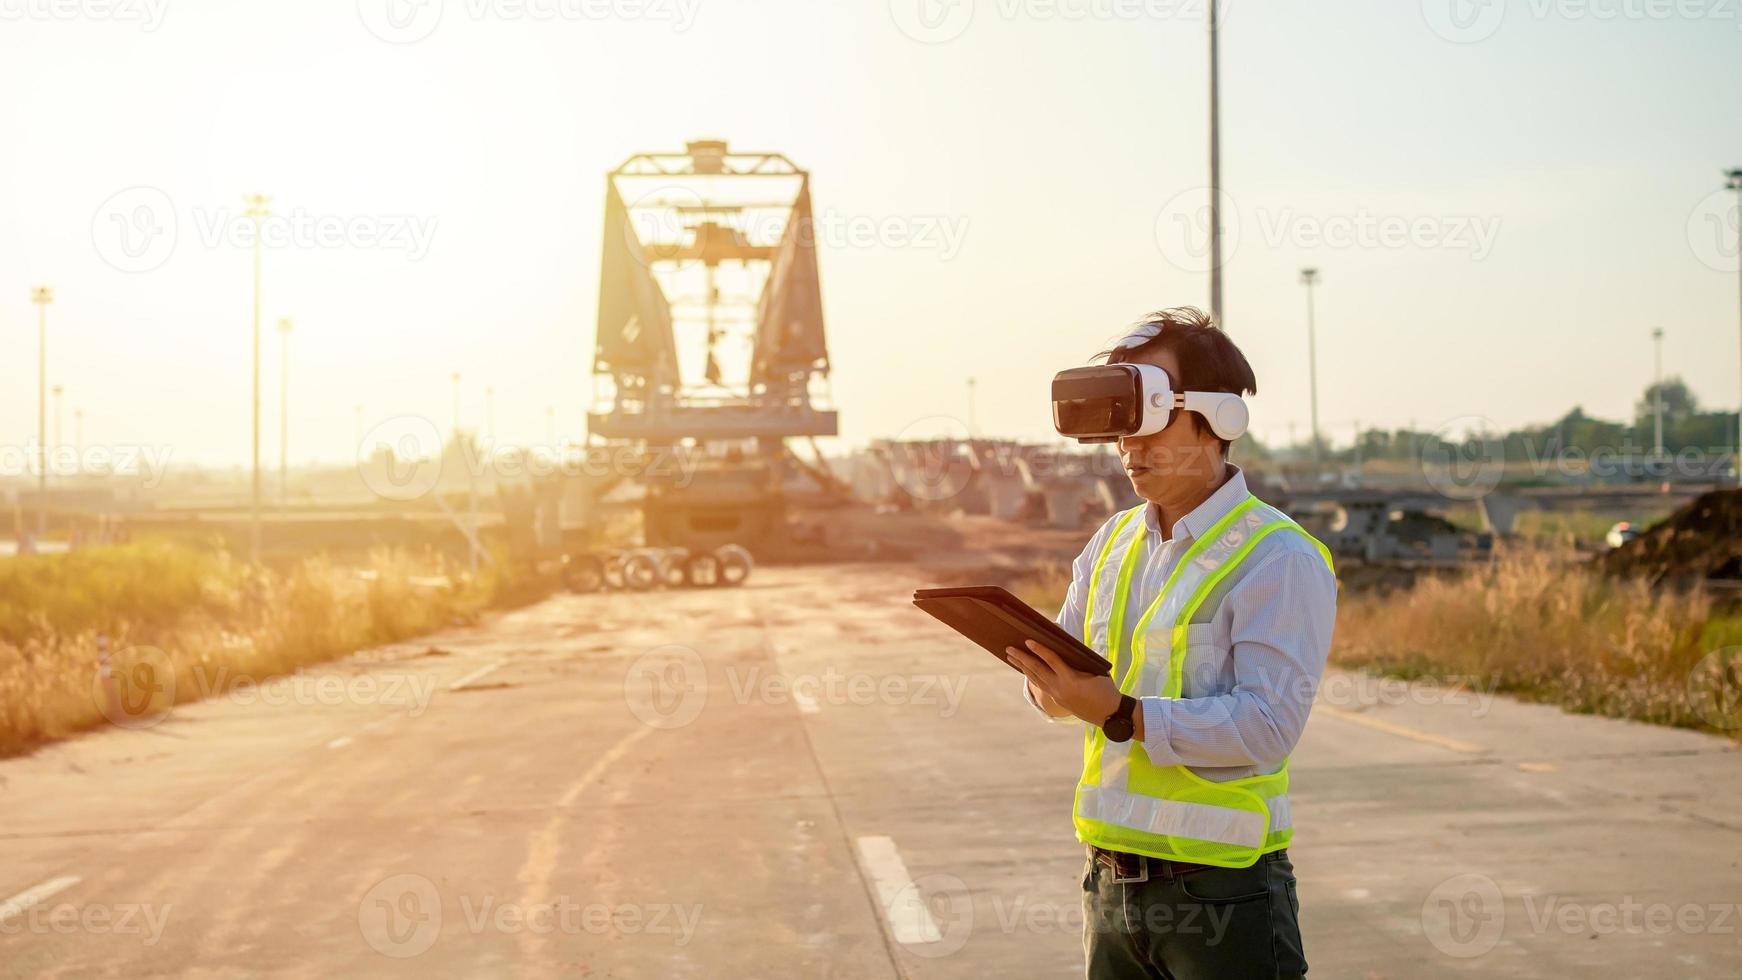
[1137,547,1337,768]
[1021,517,1106,722]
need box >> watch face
[1103,714,1135,743]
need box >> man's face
[1115,345,1226,499]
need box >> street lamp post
[51,385,64,479]
[30,286,53,537]
[278,317,293,507]
[1651,327,1665,458]
[1299,268,1322,474]
[1727,168,1742,485]
[245,193,271,562]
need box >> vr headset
[1051,362,1249,444]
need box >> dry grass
[1334,545,1742,735]
[0,540,553,756]
[1008,545,1742,736]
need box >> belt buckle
[1107,851,1149,885]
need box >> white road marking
[327,736,353,750]
[855,835,942,944]
[450,662,504,691]
[1317,705,1486,754]
[0,875,82,922]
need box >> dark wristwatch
[1101,694,1138,743]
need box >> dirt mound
[1597,489,1742,585]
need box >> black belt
[1089,845,1245,884]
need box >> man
[1007,307,1337,979]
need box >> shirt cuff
[1139,696,1183,765]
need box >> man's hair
[1095,306,1257,453]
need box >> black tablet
[912,585,1113,676]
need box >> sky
[1,0,1739,469]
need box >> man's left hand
[1006,639,1123,726]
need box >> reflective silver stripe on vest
[1267,795,1291,833]
[1077,784,1267,848]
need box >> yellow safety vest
[1075,493,1334,869]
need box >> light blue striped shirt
[1025,464,1339,781]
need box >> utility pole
[30,286,53,538]
[1651,327,1665,458]
[51,385,63,479]
[245,193,271,563]
[966,377,977,435]
[1727,168,1742,485]
[1299,269,1322,474]
[278,317,293,507]
[1207,0,1224,326]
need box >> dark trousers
[1081,849,1307,979]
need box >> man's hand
[1007,639,1123,726]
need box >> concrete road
[2,563,1738,978]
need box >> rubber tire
[656,549,689,588]
[621,552,660,591]
[715,545,753,587]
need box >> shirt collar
[1141,463,1249,543]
